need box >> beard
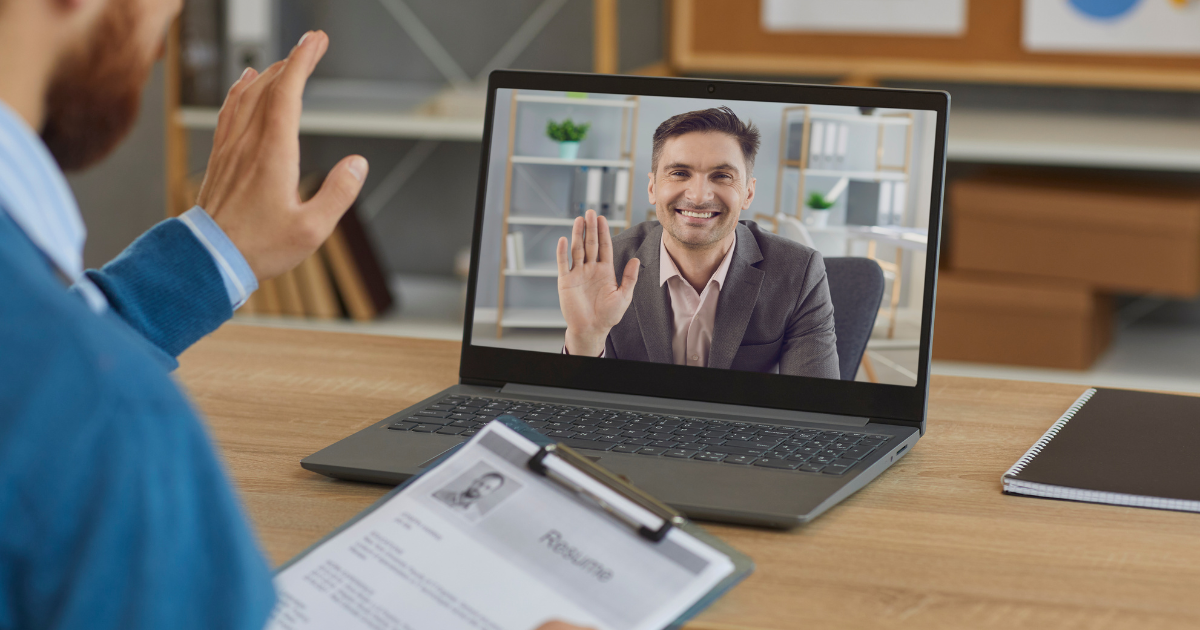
[41,0,151,172]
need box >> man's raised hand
[556,209,640,357]
[196,31,368,281]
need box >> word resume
[267,421,735,630]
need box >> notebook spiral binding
[1002,388,1097,481]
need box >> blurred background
[79,0,1200,391]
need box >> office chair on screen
[824,257,884,381]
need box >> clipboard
[275,415,754,630]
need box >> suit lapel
[709,223,764,370]
[632,224,674,364]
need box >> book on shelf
[505,233,517,271]
[237,173,393,322]
[323,200,394,321]
[274,268,306,316]
[255,277,282,315]
[293,254,342,319]
[505,232,527,272]
[293,173,342,320]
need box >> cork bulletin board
[669,0,1200,90]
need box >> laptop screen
[468,83,940,390]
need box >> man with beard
[0,2,590,630]
[556,107,839,378]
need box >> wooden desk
[178,324,1200,629]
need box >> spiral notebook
[1003,387,1200,513]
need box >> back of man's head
[650,106,761,175]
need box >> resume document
[267,421,735,630]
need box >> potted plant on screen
[805,192,834,228]
[547,118,590,160]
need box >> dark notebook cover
[1003,388,1200,511]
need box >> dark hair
[650,106,761,175]
[479,472,505,486]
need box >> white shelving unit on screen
[494,91,640,337]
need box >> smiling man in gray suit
[555,107,839,379]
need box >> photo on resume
[431,462,523,522]
[472,88,937,386]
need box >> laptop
[302,70,949,528]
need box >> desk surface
[178,324,1200,630]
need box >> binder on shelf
[822,122,837,159]
[835,123,849,164]
[224,0,277,90]
[267,416,753,630]
[179,0,223,106]
[809,121,825,166]
[846,180,881,226]
[600,167,616,217]
[585,166,603,215]
[569,166,588,216]
[877,181,894,226]
[891,181,908,225]
[613,169,630,218]
[786,122,804,162]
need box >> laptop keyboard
[387,395,894,475]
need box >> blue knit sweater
[0,212,274,629]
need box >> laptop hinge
[500,383,869,428]
[460,377,506,388]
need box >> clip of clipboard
[528,443,685,543]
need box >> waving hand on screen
[556,209,641,357]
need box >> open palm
[556,210,640,357]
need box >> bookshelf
[947,109,1200,172]
[769,106,915,340]
[773,106,914,220]
[494,90,641,338]
[176,106,484,141]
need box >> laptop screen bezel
[459,70,948,430]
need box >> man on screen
[556,107,839,378]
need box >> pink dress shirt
[561,236,737,364]
[660,236,736,367]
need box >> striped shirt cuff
[178,206,258,309]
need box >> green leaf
[546,118,590,142]
[806,191,834,210]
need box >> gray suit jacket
[604,220,840,379]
